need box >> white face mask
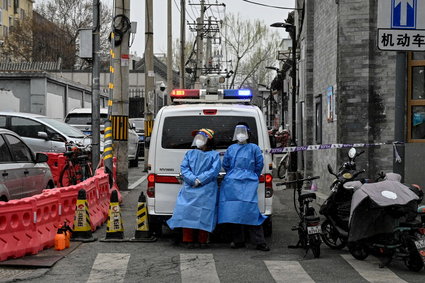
[195,139,206,148]
[236,133,248,142]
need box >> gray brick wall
[302,0,397,194]
[311,0,339,193]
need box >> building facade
[277,0,425,197]
[0,0,33,41]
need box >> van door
[153,112,261,214]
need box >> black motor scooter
[347,178,425,271]
[319,148,365,249]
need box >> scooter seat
[300,191,316,201]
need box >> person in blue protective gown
[167,128,221,248]
[218,123,270,251]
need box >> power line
[241,0,301,10]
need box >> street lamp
[271,21,297,173]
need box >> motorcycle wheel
[405,253,424,272]
[405,237,424,272]
[310,235,321,258]
[312,244,321,258]
[348,243,369,260]
[321,220,346,250]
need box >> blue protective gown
[167,149,221,232]
[218,143,267,226]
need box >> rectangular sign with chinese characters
[377,0,425,51]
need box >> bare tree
[222,13,279,89]
[36,0,113,69]
[1,12,76,68]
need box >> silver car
[0,129,54,201]
[0,112,91,153]
[64,108,140,167]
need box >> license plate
[414,238,425,263]
[83,131,92,135]
[307,226,322,235]
[139,136,144,141]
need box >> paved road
[1,163,424,282]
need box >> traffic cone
[101,190,128,242]
[130,191,157,242]
[71,189,96,242]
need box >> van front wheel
[263,216,272,237]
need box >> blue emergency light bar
[222,89,252,99]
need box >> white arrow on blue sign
[378,0,425,51]
[392,0,416,28]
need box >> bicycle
[275,129,291,179]
[277,152,290,179]
[59,142,93,187]
[277,175,322,258]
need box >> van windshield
[65,113,108,125]
[162,116,258,149]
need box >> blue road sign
[392,0,416,29]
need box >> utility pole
[180,0,185,88]
[144,0,154,171]
[166,0,173,105]
[92,0,101,172]
[112,0,130,190]
[194,0,205,88]
[206,16,212,72]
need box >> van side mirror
[35,153,48,163]
[145,137,151,148]
[130,122,136,130]
[38,131,49,140]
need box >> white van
[146,89,274,236]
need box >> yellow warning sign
[73,200,91,232]
[106,202,124,233]
[111,115,128,141]
[144,120,154,137]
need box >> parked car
[64,108,140,167]
[0,112,90,153]
[0,129,54,201]
[129,117,145,157]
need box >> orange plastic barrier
[0,160,119,261]
[0,198,38,261]
[45,153,67,187]
[33,189,61,251]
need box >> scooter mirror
[327,164,335,175]
[348,148,357,159]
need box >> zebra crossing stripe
[264,261,314,283]
[87,253,130,283]
[180,254,220,283]
[341,254,407,283]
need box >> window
[315,95,322,144]
[0,135,12,162]
[0,116,6,127]
[408,53,425,141]
[10,117,47,139]
[65,113,108,125]
[161,116,258,149]
[4,134,32,162]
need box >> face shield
[191,132,209,148]
[232,125,249,142]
